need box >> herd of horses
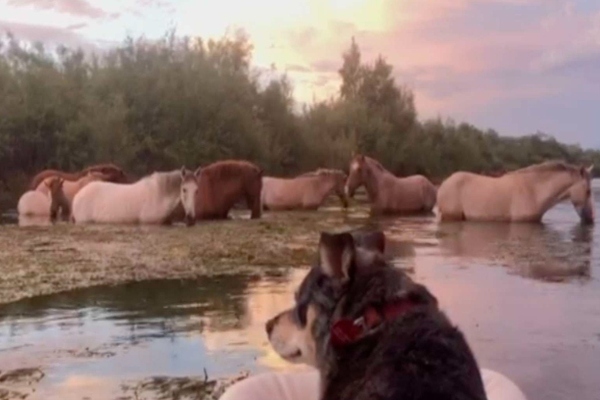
[15,154,596,226]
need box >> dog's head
[265,229,435,368]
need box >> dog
[266,228,487,400]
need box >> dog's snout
[265,315,278,336]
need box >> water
[1,181,599,399]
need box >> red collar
[330,298,415,348]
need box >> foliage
[0,31,598,208]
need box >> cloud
[0,20,92,49]
[7,0,109,19]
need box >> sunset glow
[0,0,599,146]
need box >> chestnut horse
[261,169,349,211]
[37,171,109,219]
[437,161,595,224]
[193,160,263,220]
[17,176,70,221]
[345,154,437,215]
[28,163,127,190]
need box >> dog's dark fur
[266,228,487,400]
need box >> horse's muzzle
[577,207,595,225]
[184,214,196,227]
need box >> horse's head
[345,154,367,198]
[569,165,595,225]
[45,177,65,221]
[180,166,201,226]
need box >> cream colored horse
[18,176,69,221]
[261,169,349,211]
[345,154,437,215]
[37,171,108,219]
[71,167,199,225]
[437,161,595,224]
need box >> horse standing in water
[36,172,109,219]
[28,163,128,190]
[261,169,349,211]
[437,160,595,224]
[345,154,437,215]
[71,167,199,225]
[17,176,70,221]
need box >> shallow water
[1,182,600,400]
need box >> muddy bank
[0,210,360,305]
[0,365,248,400]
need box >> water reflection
[434,220,593,281]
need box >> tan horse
[261,169,349,211]
[345,154,437,215]
[437,160,595,224]
[17,176,70,221]
[37,172,109,219]
[28,163,127,190]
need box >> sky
[1,0,599,148]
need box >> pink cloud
[7,0,109,19]
[0,20,93,49]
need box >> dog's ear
[318,231,356,282]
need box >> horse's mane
[83,163,123,173]
[201,160,262,180]
[298,168,346,178]
[508,160,580,175]
[364,157,386,171]
[142,170,182,193]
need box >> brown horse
[185,160,262,220]
[17,176,70,221]
[437,160,595,224]
[37,172,110,219]
[345,154,437,215]
[28,163,127,190]
[261,169,349,211]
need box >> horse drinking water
[37,171,109,219]
[71,167,199,225]
[437,160,595,224]
[261,168,349,211]
[345,154,437,215]
[17,176,70,221]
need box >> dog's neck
[330,297,416,347]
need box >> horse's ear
[58,178,64,185]
[44,179,51,188]
[318,231,356,283]
[587,164,594,174]
[180,166,187,178]
[194,166,202,178]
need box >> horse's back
[72,181,133,223]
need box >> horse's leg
[246,189,262,219]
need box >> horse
[36,171,109,219]
[193,160,263,220]
[436,160,595,224]
[17,176,70,221]
[261,168,349,211]
[28,163,128,190]
[345,154,438,215]
[71,167,199,225]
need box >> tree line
[0,31,598,209]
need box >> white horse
[71,167,200,225]
[17,177,68,220]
